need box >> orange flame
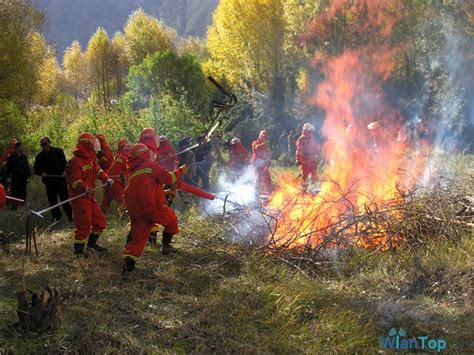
[268,1,429,250]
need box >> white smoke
[418,16,473,152]
[202,166,275,246]
[203,166,258,214]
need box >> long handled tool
[167,77,237,206]
[25,183,108,256]
[6,196,25,204]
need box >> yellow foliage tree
[207,0,320,131]
[63,41,90,100]
[86,28,113,107]
[111,32,129,96]
[124,8,177,65]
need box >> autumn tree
[111,32,129,96]
[31,33,61,106]
[0,0,44,107]
[206,0,320,133]
[63,41,90,100]
[86,28,113,108]
[0,0,45,141]
[124,9,177,65]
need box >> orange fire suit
[229,141,249,172]
[157,141,179,171]
[101,152,129,211]
[296,133,320,183]
[66,143,109,244]
[123,158,183,260]
[251,138,272,193]
[97,140,114,171]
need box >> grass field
[0,168,473,353]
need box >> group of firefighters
[0,123,322,273]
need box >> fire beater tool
[167,76,237,206]
[25,183,108,256]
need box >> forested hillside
[33,0,218,55]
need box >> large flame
[268,1,429,250]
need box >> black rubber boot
[162,232,177,255]
[87,233,107,253]
[122,257,136,274]
[74,243,85,256]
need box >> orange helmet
[139,128,158,153]
[302,123,315,132]
[140,127,157,139]
[78,132,100,153]
[367,121,380,131]
[130,143,152,160]
[117,138,129,152]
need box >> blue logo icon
[380,327,446,352]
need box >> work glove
[179,165,189,176]
[107,178,114,186]
[41,173,47,177]
[84,187,93,195]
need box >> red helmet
[139,128,158,153]
[130,143,152,160]
[117,138,128,152]
[96,133,107,143]
[78,132,100,152]
[140,127,156,139]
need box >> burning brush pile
[264,0,473,253]
[217,1,473,254]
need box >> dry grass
[0,157,472,353]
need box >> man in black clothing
[178,137,196,186]
[194,136,212,190]
[34,137,72,221]
[6,142,30,204]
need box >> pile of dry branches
[218,171,473,257]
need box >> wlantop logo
[380,327,446,352]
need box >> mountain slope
[33,0,218,57]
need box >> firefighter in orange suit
[96,134,114,171]
[251,130,273,194]
[296,123,320,184]
[101,141,132,213]
[123,143,187,273]
[157,135,179,171]
[229,137,249,173]
[66,132,113,255]
[138,127,159,156]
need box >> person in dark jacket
[6,142,30,205]
[194,136,212,190]
[34,137,72,221]
[178,137,196,185]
